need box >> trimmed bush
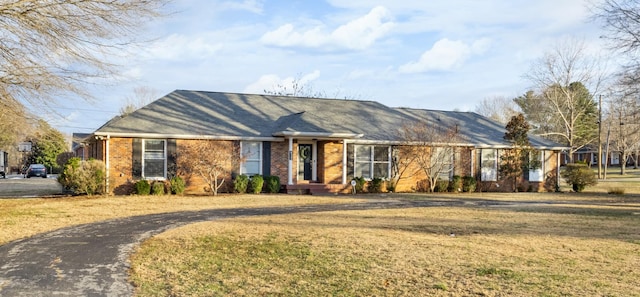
[233,174,249,194]
[435,179,449,192]
[265,175,281,193]
[462,176,477,192]
[368,177,384,193]
[250,175,264,194]
[561,163,597,193]
[151,181,165,195]
[57,158,106,195]
[170,176,185,195]
[134,180,151,195]
[448,175,462,192]
[353,177,367,193]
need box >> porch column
[470,148,475,177]
[105,135,110,194]
[342,140,347,184]
[288,137,293,185]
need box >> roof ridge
[174,89,384,105]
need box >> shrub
[170,176,186,195]
[135,180,151,195]
[264,175,281,193]
[58,158,106,195]
[151,181,165,195]
[250,175,264,194]
[608,187,625,195]
[386,179,396,193]
[368,177,384,193]
[448,175,462,192]
[435,179,449,192]
[462,176,477,192]
[233,174,249,194]
[353,176,367,193]
[561,163,597,193]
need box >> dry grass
[0,194,361,245]
[131,200,640,297]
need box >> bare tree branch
[0,0,169,112]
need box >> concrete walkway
[0,199,457,296]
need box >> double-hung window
[354,145,390,179]
[529,150,544,182]
[143,139,166,179]
[433,147,454,180]
[480,149,497,181]
[240,141,262,176]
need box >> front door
[298,144,313,181]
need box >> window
[354,145,390,179]
[432,147,453,180]
[480,149,497,181]
[240,141,262,176]
[143,139,166,179]
[529,150,544,182]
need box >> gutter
[272,131,364,139]
[93,132,284,142]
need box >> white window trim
[433,147,454,180]
[142,139,167,180]
[240,141,263,176]
[529,150,545,182]
[354,145,391,180]
[480,149,498,182]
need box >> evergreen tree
[499,114,532,192]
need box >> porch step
[284,184,351,195]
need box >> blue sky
[53,0,607,135]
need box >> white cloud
[244,71,321,94]
[146,34,224,61]
[260,6,394,50]
[399,38,491,73]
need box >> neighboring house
[72,133,91,160]
[561,146,640,168]
[82,90,567,195]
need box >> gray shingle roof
[94,90,566,149]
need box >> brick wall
[108,138,134,195]
[176,139,237,194]
[319,141,343,184]
[270,141,289,184]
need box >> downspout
[105,135,110,194]
[288,137,293,185]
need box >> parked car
[25,164,47,178]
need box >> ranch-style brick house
[82,90,567,195]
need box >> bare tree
[178,140,241,196]
[399,121,460,192]
[474,96,519,124]
[0,1,169,113]
[523,39,603,162]
[594,0,640,100]
[120,86,160,116]
[606,91,640,174]
[596,0,640,54]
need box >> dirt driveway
[0,175,63,197]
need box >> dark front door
[299,144,313,181]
